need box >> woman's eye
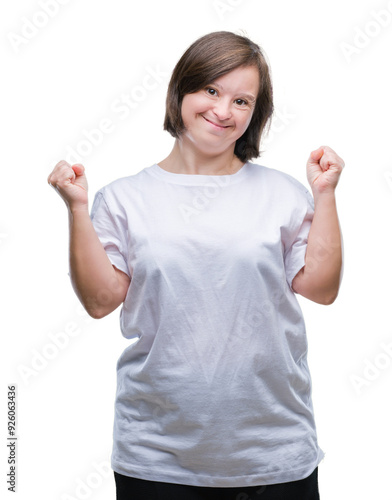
[204,88,248,106]
[235,99,247,106]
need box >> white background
[1,0,392,499]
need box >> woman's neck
[157,139,245,175]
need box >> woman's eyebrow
[212,82,256,102]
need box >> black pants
[114,467,320,500]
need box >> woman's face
[180,65,259,157]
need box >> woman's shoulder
[96,166,151,195]
[248,162,310,196]
[248,162,314,211]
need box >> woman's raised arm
[47,161,130,318]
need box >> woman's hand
[47,160,88,211]
[306,146,345,196]
[293,145,344,304]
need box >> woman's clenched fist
[47,160,88,211]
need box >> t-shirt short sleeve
[90,190,130,278]
[284,188,314,292]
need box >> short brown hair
[163,31,274,162]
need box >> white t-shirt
[90,161,324,488]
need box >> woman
[48,31,344,500]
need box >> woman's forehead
[210,66,259,96]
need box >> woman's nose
[212,99,232,121]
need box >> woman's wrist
[67,202,90,216]
[311,187,337,206]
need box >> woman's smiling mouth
[201,115,230,130]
